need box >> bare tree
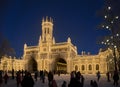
[0,34,15,63]
[98,0,120,71]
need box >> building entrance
[28,58,37,72]
[54,58,67,74]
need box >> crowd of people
[0,70,119,87]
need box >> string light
[108,6,111,10]
[106,26,109,29]
[106,39,109,42]
[116,33,119,36]
[115,16,119,19]
[102,25,105,28]
[104,15,107,18]
[111,21,113,23]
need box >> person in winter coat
[3,72,9,84]
[113,70,119,86]
[0,71,3,87]
[21,72,34,87]
[16,71,22,87]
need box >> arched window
[75,65,78,71]
[44,28,46,34]
[88,65,92,70]
[96,64,99,70]
[81,65,85,71]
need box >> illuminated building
[0,17,112,74]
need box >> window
[96,64,99,70]
[43,48,46,51]
[75,65,78,71]
[48,28,49,34]
[81,65,85,71]
[88,65,92,70]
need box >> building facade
[0,17,113,74]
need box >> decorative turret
[24,43,27,49]
[67,37,71,43]
[41,16,53,43]
[53,37,55,44]
[38,35,42,45]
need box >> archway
[54,58,67,74]
[28,58,37,72]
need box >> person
[113,70,119,86]
[16,71,22,87]
[62,81,67,87]
[3,72,9,84]
[48,71,57,87]
[40,71,45,83]
[48,71,53,86]
[106,71,110,82]
[69,71,81,87]
[21,69,24,77]
[90,80,94,87]
[0,71,3,87]
[93,80,98,87]
[12,69,14,79]
[40,70,43,81]
[21,72,34,87]
[34,71,38,81]
[80,75,84,87]
[96,71,101,81]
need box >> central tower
[41,17,53,43]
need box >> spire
[67,37,71,43]
[53,37,55,44]
[41,17,54,43]
[39,35,41,45]
[50,17,52,22]
[42,17,45,22]
[24,43,27,49]
[46,16,48,22]
[42,16,53,23]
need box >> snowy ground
[1,74,120,87]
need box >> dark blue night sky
[0,0,109,57]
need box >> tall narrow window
[44,28,46,34]
[81,65,85,71]
[88,65,92,70]
[48,28,49,34]
[96,64,99,70]
[75,65,78,71]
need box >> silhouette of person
[21,72,34,87]
[113,70,119,86]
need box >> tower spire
[46,16,48,22]
[41,16,54,43]
[42,17,45,22]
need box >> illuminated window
[45,28,46,34]
[48,28,49,34]
[75,65,78,71]
[43,48,46,51]
[81,65,85,70]
[88,65,92,70]
[96,64,99,70]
